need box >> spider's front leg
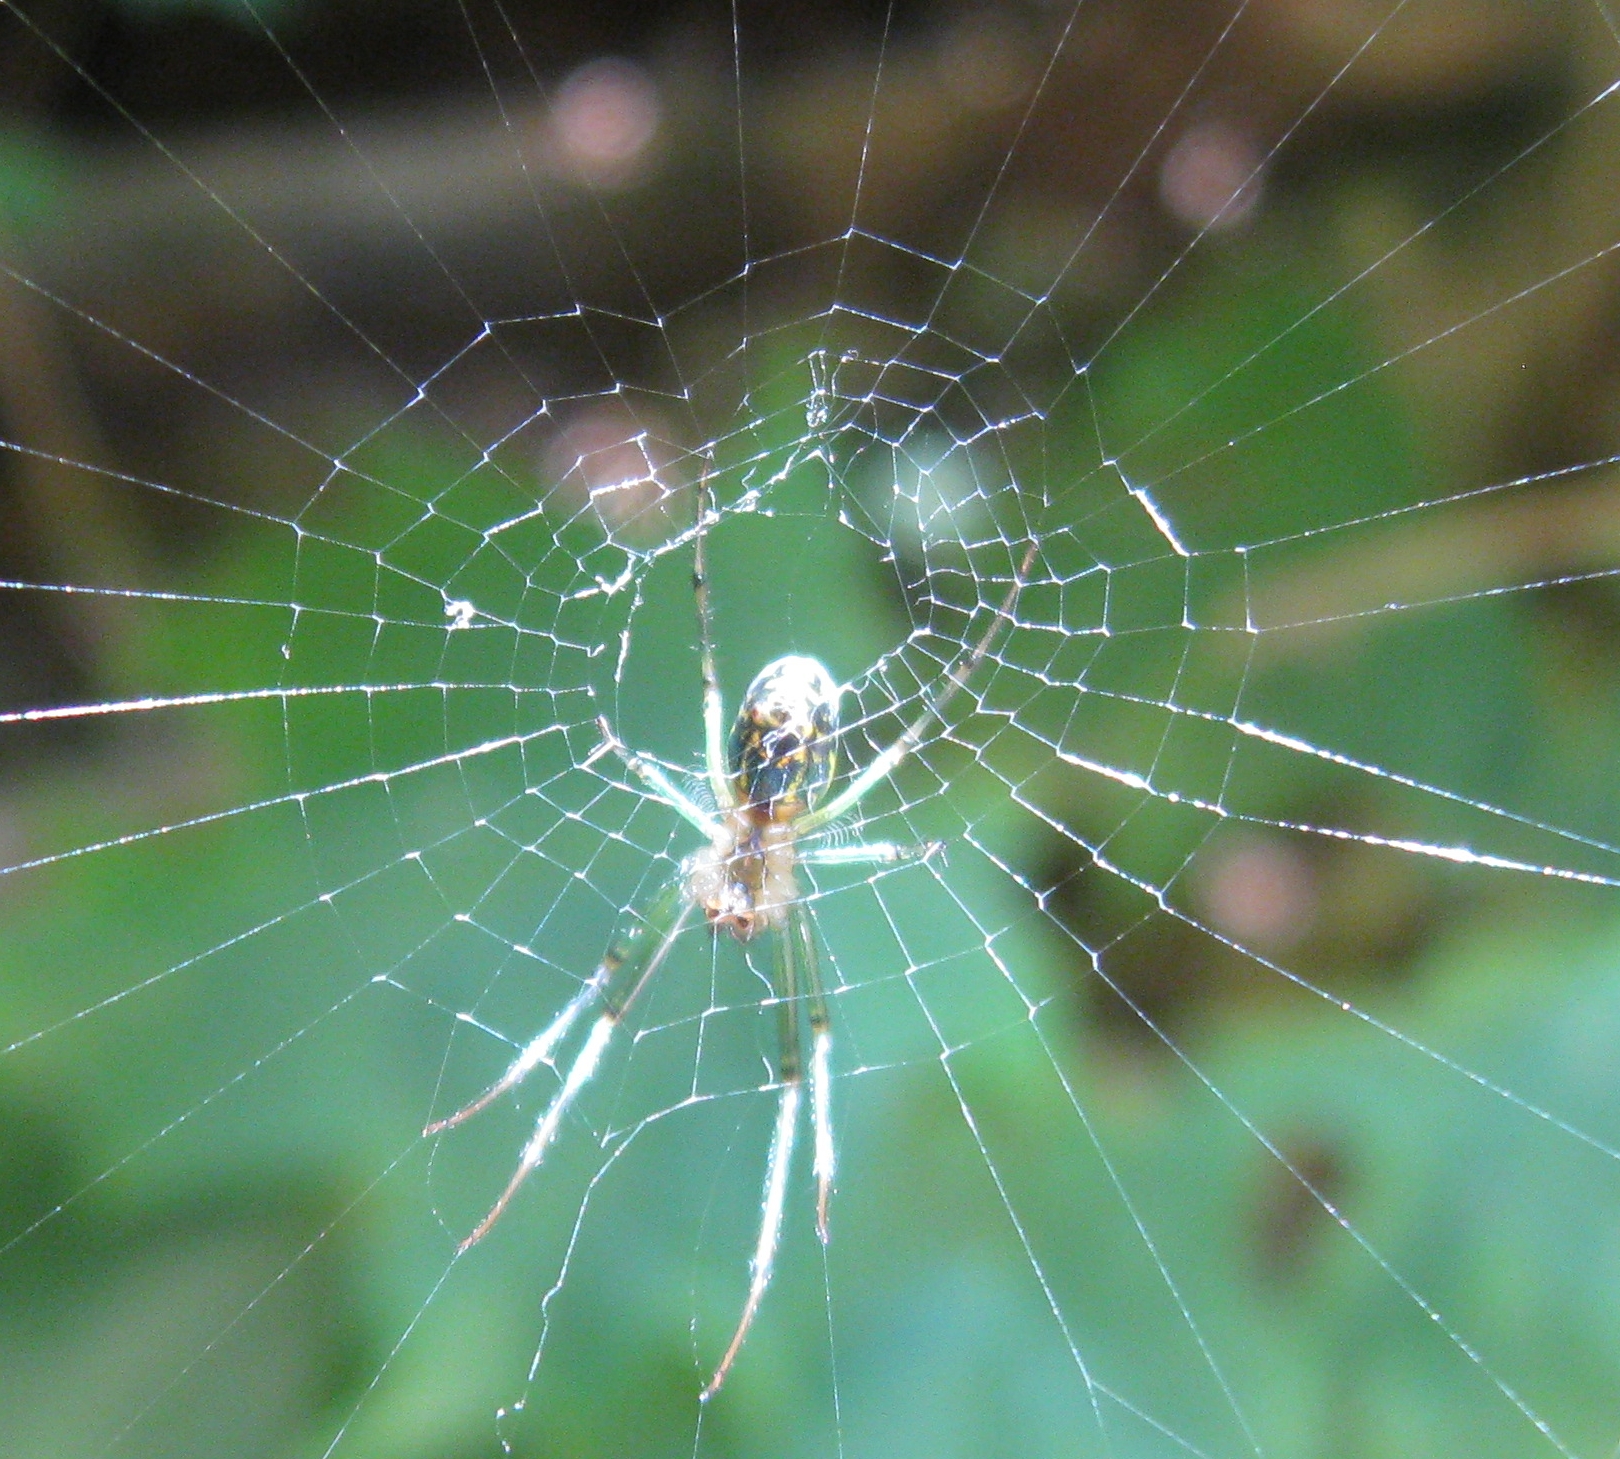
[425,876,693,1251]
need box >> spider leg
[422,976,597,1136]
[432,878,693,1251]
[798,841,939,1240]
[701,910,812,1399]
[702,1069,799,1401]
[692,457,737,812]
[797,539,1038,834]
[799,839,944,868]
[596,716,715,835]
[792,903,835,1244]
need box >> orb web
[1,1,1620,1456]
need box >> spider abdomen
[729,654,841,822]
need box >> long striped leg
[423,981,599,1137]
[691,458,736,812]
[798,839,944,869]
[798,538,1038,835]
[793,843,944,1229]
[428,878,693,1251]
[596,716,715,836]
[701,917,808,1400]
[797,843,952,1234]
[791,903,836,1244]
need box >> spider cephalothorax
[684,815,796,943]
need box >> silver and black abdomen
[729,654,841,821]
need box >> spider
[425,471,1033,1398]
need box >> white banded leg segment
[701,1079,801,1401]
[798,538,1036,836]
[425,881,687,1141]
[458,1012,616,1252]
[692,465,737,814]
[436,890,693,1251]
[596,716,716,835]
[423,979,598,1135]
[786,902,835,1244]
[799,839,944,868]
[810,1027,835,1244]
